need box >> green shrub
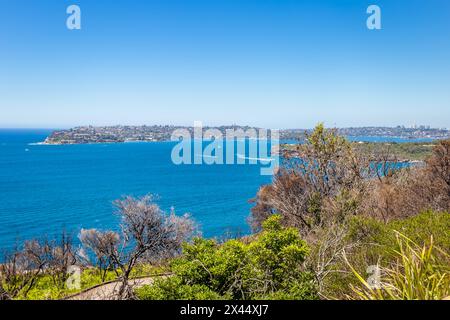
[388,211,450,249]
[135,277,223,300]
[321,210,450,299]
[346,210,450,264]
[136,215,318,300]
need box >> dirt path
[64,274,171,300]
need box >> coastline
[39,125,450,146]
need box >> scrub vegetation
[1,125,449,300]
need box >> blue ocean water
[0,129,273,250]
[0,130,433,250]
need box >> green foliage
[306,123,351,155]
[12,268,118,300]
[353,141,436,161]
[347,232,450,300]
[15,275,63,300]
[136,215,318,300]
[130,264,169,278]
[249,216,311,284]
[348,210,450,253]
[135,277,223,300]
[10,264,162,300]
[321,210,450,299]
[388,211,450,249]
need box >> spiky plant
[345,232,450,300]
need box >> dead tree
[79,229,120,281]
[47,231,77,288]
[0,240,51,299]
[80,194,196,299]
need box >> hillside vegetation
[1,124,449,300]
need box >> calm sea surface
[0,129,433,250]
[0,129,274,249]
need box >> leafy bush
[136,215,318,300]
[135,277,223,300]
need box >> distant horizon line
[0,124,448,131]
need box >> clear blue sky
[0,0,449,129]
